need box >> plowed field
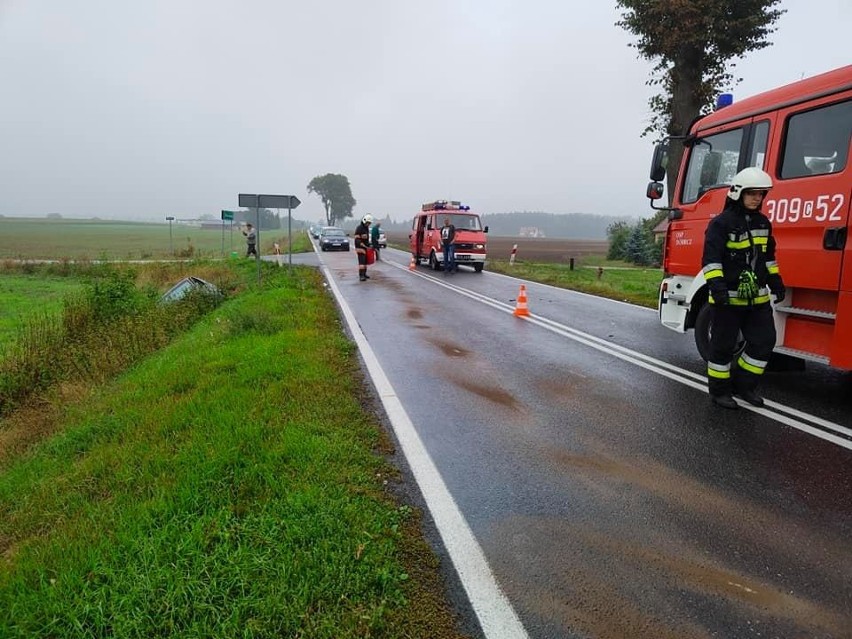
[386,233,608,264]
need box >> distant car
[310,225,325,239]
[376,230,387,248]
[319,228,350,251]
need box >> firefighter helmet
[361,214,373,224]
[728,167,773,201]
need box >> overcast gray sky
[1,1,849,223]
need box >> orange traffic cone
[408,255,417,270]
[513,284,530,317]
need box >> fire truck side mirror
[650,142,668,182]
[484,225,489,233]
[646,181,665,201]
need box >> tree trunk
[666,56,704,207]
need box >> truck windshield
[681,128,743,204]
[443,214,482,231]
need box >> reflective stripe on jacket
[701,204,781,305]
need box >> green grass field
[0,262,467,638]
[0,217,309,261]
[0,276,84,349]
[487,258,662,308]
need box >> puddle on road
[406,308,423,319]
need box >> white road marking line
[392,261,852,451]
[321,264,530,639]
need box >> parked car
[319,228,350,251]
[376,230,387,248]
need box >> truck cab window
[682,128,743,203]
[781,100,851,179]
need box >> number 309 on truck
[648,64,852,370]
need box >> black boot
[734,388,764,407]
[710,393,739,410]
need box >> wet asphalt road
[311,245,852,639]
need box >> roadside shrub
[0,266,223,417]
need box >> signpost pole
[288,202,292,269]
[255,203,261,283]
[166,216,175,256]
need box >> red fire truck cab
[409,200,488,272]
[649,65,852,370]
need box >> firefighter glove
[773,287,786,304]
[737,269,760,300]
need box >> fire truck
[409,200,489,272]
[649,65,852,370]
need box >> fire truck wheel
[694,303,745,362]
[429,252,440,271]
[474,263,484,272]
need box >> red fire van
[409,200,488,272]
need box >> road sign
[221,210,234,221]
[238,194,300,209]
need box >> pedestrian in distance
[370,220,382,261]
[242,222,257,258]
[355,214,373,281]
[702,167,785,410]
[441,216,456,272]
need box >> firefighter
[702,167,785,409]
[355,214,373,281]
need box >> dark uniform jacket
[354,223,370,250]
[702,203,783,306]
[440,224,456,246]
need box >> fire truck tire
[694,303,745,362]
[474,263,484,272]
[429,252,441,271]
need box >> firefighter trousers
[707,303,775,397]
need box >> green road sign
[221,210,235,221]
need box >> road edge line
[321,265,530,639]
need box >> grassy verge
[487,258,662,308]
[0,262,468,638]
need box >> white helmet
[361,214,373,224]
[728,167,773,201]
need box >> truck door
[762,97,851,293]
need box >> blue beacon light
[716,93,734,110]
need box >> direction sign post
[220,211,235,256]
[287,196,301,268]
[238,194,302,279]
